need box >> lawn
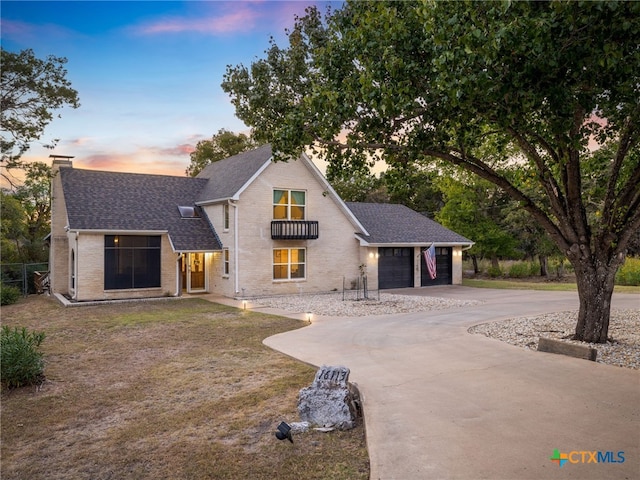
[0,296,369,480]
[462,277,640,294]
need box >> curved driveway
[263,287,639,480]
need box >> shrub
[508,262,530,278]
[616,257,640,286]
[528,262,541,276]
[487,266,503,278]
[0,282,21,306]
[1,326,46,389]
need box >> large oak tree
[222,0,640,343]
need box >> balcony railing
[271,220,319,240]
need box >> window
[70,249,75,290]
[178,206,200,218]
[273,248,306,280]
[223,204,230,230]
[104,235,161,290]
[223,248,230,276]
[273,189,305,220]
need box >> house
[49,145,473,302]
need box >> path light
[242,300,247,310]
[306,312,312,323]
[275,422,293,443]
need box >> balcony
[271,220,319,240]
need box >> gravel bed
[469,310,640,370]
[249,292,481,317]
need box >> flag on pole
[424,244,437,280]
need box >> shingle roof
[346,202,473,245]
[59,168,222,251]
[195,144,272,202]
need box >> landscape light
[275,422,293,443]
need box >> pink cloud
[0,18,77,44]
[154,144,196,156]
[78,151,188,177]
[134,4,261,36]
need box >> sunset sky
[1,1,336,177]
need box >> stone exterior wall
[203,158,364,298]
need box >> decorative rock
[297,365,358,430]
[289,422,310,434]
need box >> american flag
[424,245,437,280]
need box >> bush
[487,266,503,278]
[616,257,640,286]
[1,326,46,389]
[508,262,530,278]
[528,262,541,276]
[0,282,21,306]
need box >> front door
[182,253,206,292]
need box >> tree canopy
[185,129,258,177]
[222,0,640,342]
[0,48,80,170]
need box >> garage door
[421,247,452,286]
[378,247,414,289]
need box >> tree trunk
[539,255,548,277]
[572,254,618,343]
[471,255,479,274]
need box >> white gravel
[469,310,640,370]
[250,292,639,370]
[249,292,481,317]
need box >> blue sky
[1,1,335,176]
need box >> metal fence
[1,263,49,296]
[342,275,380,301]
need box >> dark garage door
[378,247,414,289]
[421,247,452,286]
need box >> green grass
[463,278,640,294]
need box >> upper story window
[273,189,305,220]
[223,204,230,230]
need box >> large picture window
[273,189,305,220]
[273,248,306,280]
[104,235,161,290]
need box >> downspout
[230,200,239,294]
[73,231,79,301]
[175,253,184,296]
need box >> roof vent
[178,206,200,218]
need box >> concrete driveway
[263,287,639,479]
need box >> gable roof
[195,144,272,203]
[346,202,473,246]
[194,144,368,234]
[59,167,222,252]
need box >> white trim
[234,158,272,200]
[299,152,370,236]
[355,235,474,248]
